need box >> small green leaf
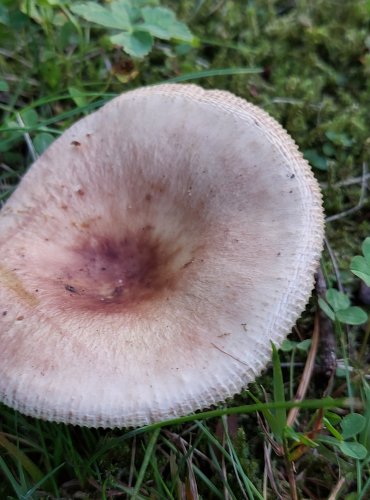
[297,339,312,352]
[362,237,370,263]
[140,6,193,41]
[336,365,349,378]
[110,30,153,58]
[117,0,142,23]
[284,426,318,448]
[336,306,368,325]
[71,2,131,30]
[339,441,368,459]
[109,0,132,29]
[323,417,343,441]
[284,426,302,443]
[317,434,342,448]
[326,289,350,311]
[303,149,328,171]
[20,0,43,24]
[0,5,9,25]
[318,297,336,321]
[20,108,38,128]
[344,493,359,500]
[33,133,54,155]
[0,80,9,92]
[322,142,335,157]
[360,382,370,451]
[68,86,87,107]
[324,410,342,425]
[325,130,353,147]
[351,255,370,286]
[280,339,297,352]
[351,238,370,286]
[341,413,366,439]
[0,120,23,153]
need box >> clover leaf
[319,289,368,325]
[351,237,370,286]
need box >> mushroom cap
[0,84,324,428]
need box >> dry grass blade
[287,314,320,427]
[327,476,346,500]
[163,430,198,499]
[263,441,284,500]
[15,113,37,162]
[256,411,283,456]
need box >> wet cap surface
[0,84,324,428]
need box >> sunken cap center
[57,224,194,313]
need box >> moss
[0,1,369,497]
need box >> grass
[1,0,370,498]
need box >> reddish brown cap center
[54,224,194,314]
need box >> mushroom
[0,84,324,428]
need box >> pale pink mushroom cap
[0,84,324,428]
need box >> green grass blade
[163,67,262,83]
[22,463,65,499]
[0,434,44,484]
[0,456,23,497]
[149,452,174,499]
[192,465,224,498]
[87,398,350,465]
[222,416,264,499]
[271,343,287,443]
[131,428,160,499]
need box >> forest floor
[0,1,369,498]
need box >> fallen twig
[326,162,368,223]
